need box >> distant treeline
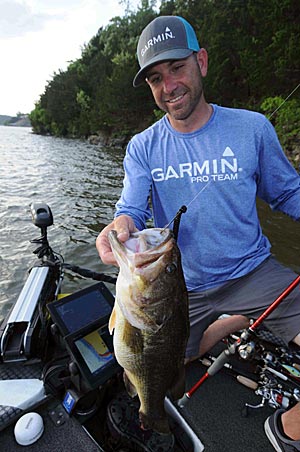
[29,0,299,164]
[2,113,31,127]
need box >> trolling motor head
[30,203,54,260]
[31,203,53,230]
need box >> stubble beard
[167,85,204,121]
[159,69,204,122]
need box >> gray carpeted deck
[182,360,274,451]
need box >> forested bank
[29,0,299,166]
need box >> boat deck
[1,398,100,451]
[183,360,274,451]
[0,358,276,452]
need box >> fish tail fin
[139,412,170,435]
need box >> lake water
[0,126,124,320]
[0,126,299,322]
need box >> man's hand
[96,215,137,266]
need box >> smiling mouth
[167,94,185,104]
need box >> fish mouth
[108,228,177,331]
[108,228,173,269]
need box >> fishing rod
[178,274,300,407]
[176,82,300,390]
[167,84,300,403]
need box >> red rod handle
[186,372,210,398]
[177,372,210,408]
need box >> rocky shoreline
[87,131,299,169]
[88,132,130,151]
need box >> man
[96,16,300,451]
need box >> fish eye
[165,263,177,275]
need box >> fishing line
[162,82,299,232]
[161,180,212,233]
[162,83,300,322]
[266,81,300,322]
[185,179,212,209]
[268,83,300,120]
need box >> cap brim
[133,49,194,87]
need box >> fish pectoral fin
[168,365,186,401]
[123,370,138,398]
[108,306,117,334]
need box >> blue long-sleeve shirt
[115,105,300,291]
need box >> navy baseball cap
[133,16,200,87]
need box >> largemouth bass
[108,228,189,434]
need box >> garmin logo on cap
[133,16,200,87]
[141,27,175,57]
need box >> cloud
[0,0,64,39]
[0,0,147,115]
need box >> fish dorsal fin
[108,306,116,334]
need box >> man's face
[146,52,204,123]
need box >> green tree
[30,0,299,153]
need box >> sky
[0,0,142,116]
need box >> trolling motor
[0,203,61,363]
[30,203,56,261]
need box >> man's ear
[196,48,208,77]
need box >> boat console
[47,282,120,396]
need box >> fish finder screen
[74,328,114,374]
[55,289,112,334]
